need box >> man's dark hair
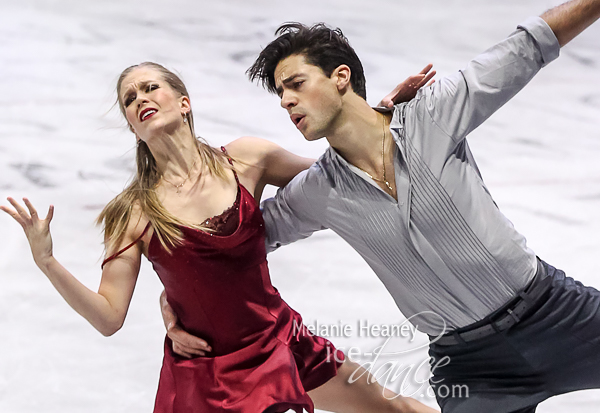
[247,22,367,100]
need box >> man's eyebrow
[275,74,302,96]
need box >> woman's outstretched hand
[378,63,436,108]
[1,197,55,268]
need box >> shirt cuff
[517,16,560,67]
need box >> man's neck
[325,94,392,171]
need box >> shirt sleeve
[260,165,329,253]
[407,16,560,147]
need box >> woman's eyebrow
[122,80,155,100]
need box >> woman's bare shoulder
[129,201,150,235]
[224,136,280,168]
[106,200,150,253]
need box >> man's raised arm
[404,0,598,150]
[542,0,600,46]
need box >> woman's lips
[139,108,158,122]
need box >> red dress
[103,162,344,413]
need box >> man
[165,0,600,411]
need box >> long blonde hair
[97,62,229,254]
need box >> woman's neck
[146,127,202,184]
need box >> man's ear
[332,64,352,92]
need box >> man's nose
[280,90,297,110]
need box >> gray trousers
[429,261,600,412]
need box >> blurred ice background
[0,0,598,411]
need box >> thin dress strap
[101,221,151,269]
[221,146,239,184]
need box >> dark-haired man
[165,1,600,412]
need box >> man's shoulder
[313,147,335,170]
[285,148,337,197]
[311,147,342,184]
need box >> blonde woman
[1,62,436,413]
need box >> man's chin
[301,130,326,142]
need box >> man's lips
[291,114,305,129]
[139,108,158,122]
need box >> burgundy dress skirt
[142,180,344,413]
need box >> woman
[1,62,437,413]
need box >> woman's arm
[1,197,142,336]
[225,136,315,201]
[260,140,315,188]
[378,63,436,108]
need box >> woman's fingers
[23,198,39,220]
[378,65,437,108]
[419,63,434,75]
[2,199,27,227]
[4,197,53,223]
[2,198,54,236]
[0,205,23,226]
[0,205,16,218]
[409,69,435,89]
[2,197,54,266]
[7,197,30,220]
[420,69,436,87]
[46,204,54,223]
[408,74,426,88]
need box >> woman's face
[120,66,189,142]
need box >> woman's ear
[180,96,191,113]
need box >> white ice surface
[0,0,599,412]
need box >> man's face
[274,54,343,141]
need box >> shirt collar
[327,104,404,163]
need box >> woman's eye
[124,95,135,107]
[147,84,159,92]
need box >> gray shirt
[261,17,561,335]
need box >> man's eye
[147,84,159,92]
[294,81,304,88]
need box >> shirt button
[399,201,405,206]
